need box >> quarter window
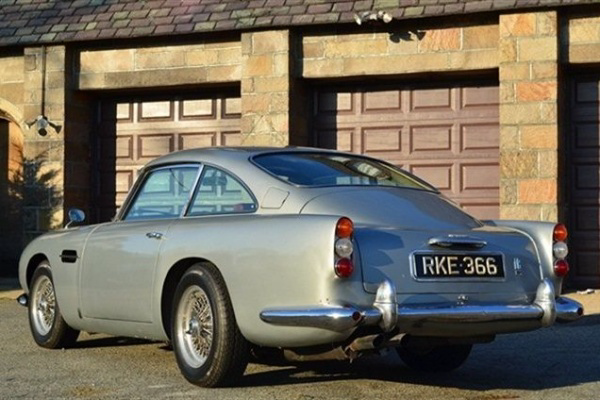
[188,166,256,216]
[124,166,199,221]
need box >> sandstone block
[531,62,558,79]
[521,124,558,149]
[254,76,289,93]
[207,65,241,82]
[80,49,135,73]
[536,12,557,36]
[324,39,388,58]
[569,16,600,43]
[418,28,460,52]
[303,42,324,59]
[499,63,529,81]
[500,151,537,179]
[518,37,557,62]
[0,56,24,83]
[241,93,271,114]
[500,125,519,150]
[463,24,499,50]
[569,43,600,64]
[136,51,184,70]
[499,38,517,63]
[217,47,241,65]
[186,49,219,66]
[500,205,541,220]
[243,55,273,77]
[252,30,289,54]
[303,59,344,78]
[518,179,556,203]
[516,81,557,102]
[537,150,558,178]
[500,13,536,37]
[448,49,497,70]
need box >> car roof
[144,146,343,169]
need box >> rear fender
[485,220,562,295]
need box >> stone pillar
[241,30,290,146]
[499,11,559,221]
[22,46,66,238]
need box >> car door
[80,165,200,323]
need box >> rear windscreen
[253,152,436,191]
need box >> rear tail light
[552,241,568,259]
[553,223,568,242]
[554,259,569,277]
[335,258,354,278]
[334,217,354,278]
[336,217,354,238]
[552,223,569,277]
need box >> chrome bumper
[259,279,584,333]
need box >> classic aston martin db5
[18,147,583,387]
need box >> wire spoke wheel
[171,263,248,387]
[176,285,214,368]
[31,275,56,336]
[28,263,79,349]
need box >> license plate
[412,253,505,280]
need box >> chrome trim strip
[259,280,583,332]
[428,235,487,248]
[260,307,364,332]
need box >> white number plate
[413,253,505,279]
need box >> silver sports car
[18,147,583,387]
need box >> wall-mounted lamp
[25,115,62,136]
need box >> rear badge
[514,258,523,276]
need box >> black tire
[397,340,472,373]
[28,262,79,349]
[171,263,248,387]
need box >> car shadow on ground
[242,314,600,391]
[73,335,159,349]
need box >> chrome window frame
[184,163,258,218]
[117,163,203,222]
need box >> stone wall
[0,56,24,107]
[302,22,498,78]
[568,13,600,63]
[22,46,67,238]
[78,40,241,89]
[499,11,560,221]
[241,30,290,146]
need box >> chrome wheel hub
[31,275,56,336]
[176,285,214,368]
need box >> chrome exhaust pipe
[556,297,584,322]
[17,294,28,307]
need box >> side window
[188,166,256,216]
[124,166,199,221]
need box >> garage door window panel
[188,166,256,216]
[125,166,199,221]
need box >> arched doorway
[0,117,24,276]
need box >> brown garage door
[569,75,600,286]
[314,82,500,219]
[95,93,241,222]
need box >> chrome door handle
[146,232,163,239]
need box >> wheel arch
[161,257,221,340]
[25,253,49,290]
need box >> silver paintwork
[18,147,584,352]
